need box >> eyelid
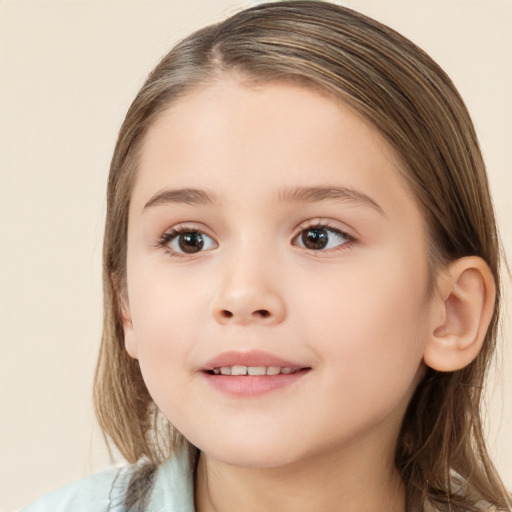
[158,222,218,257]
[292,218,355,239]
[291,219,356,253]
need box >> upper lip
[202,350,307,371]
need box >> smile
[208,365,298,376]
[200,350,311,397]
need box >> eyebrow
[143,188,224,210]
[278,185,385,215]
[143,185,384,215]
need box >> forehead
[131,77,421,225]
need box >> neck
[194,441,406,512]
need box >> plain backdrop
[1,1,511,510]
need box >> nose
[212,256,286,326]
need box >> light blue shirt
[20,453,195,512]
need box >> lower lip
[201,369,310,397]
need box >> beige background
[1,1,511,510]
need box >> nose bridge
[212,236,286,325]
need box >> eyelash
[157,221,355,258]
[158,224,215,258]
[293,221,355,255]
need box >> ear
[111,273,138,360]
[423,256,496,372]
[120,298,138,360]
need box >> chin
[195,435,301,469]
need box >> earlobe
[112,272,138,360]
[120,298,138,360]
[423,256,496,372]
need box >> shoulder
[422,499,503,512]
[19,451,195,512]
[19,466,125,512]
[145,451,195,512]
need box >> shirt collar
[148,449,195,512]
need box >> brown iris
[301,228,329,250]
[179,232,205,253]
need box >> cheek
[129,258,207,339]
[298,249,430,390]
[126,270,206,394]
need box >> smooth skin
[121,77,495,512]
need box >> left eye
[166,230,217,254]
[294,226,351,251]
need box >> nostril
[217,308,272,321]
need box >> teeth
[248,366,266,376]
[231,365,246,376]
[212,366,298,376]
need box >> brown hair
[93,1,510,510]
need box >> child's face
[123,77,436,469]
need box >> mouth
[201,350,311,397]
[205,365,304,376]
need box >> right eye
[160,227,218,255]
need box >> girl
[20,1,511,511]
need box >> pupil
[302,229,328,250]
[179,232,204,253]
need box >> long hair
[93,2,510,509]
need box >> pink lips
[201,350,311,397]
[203,349,304,371]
